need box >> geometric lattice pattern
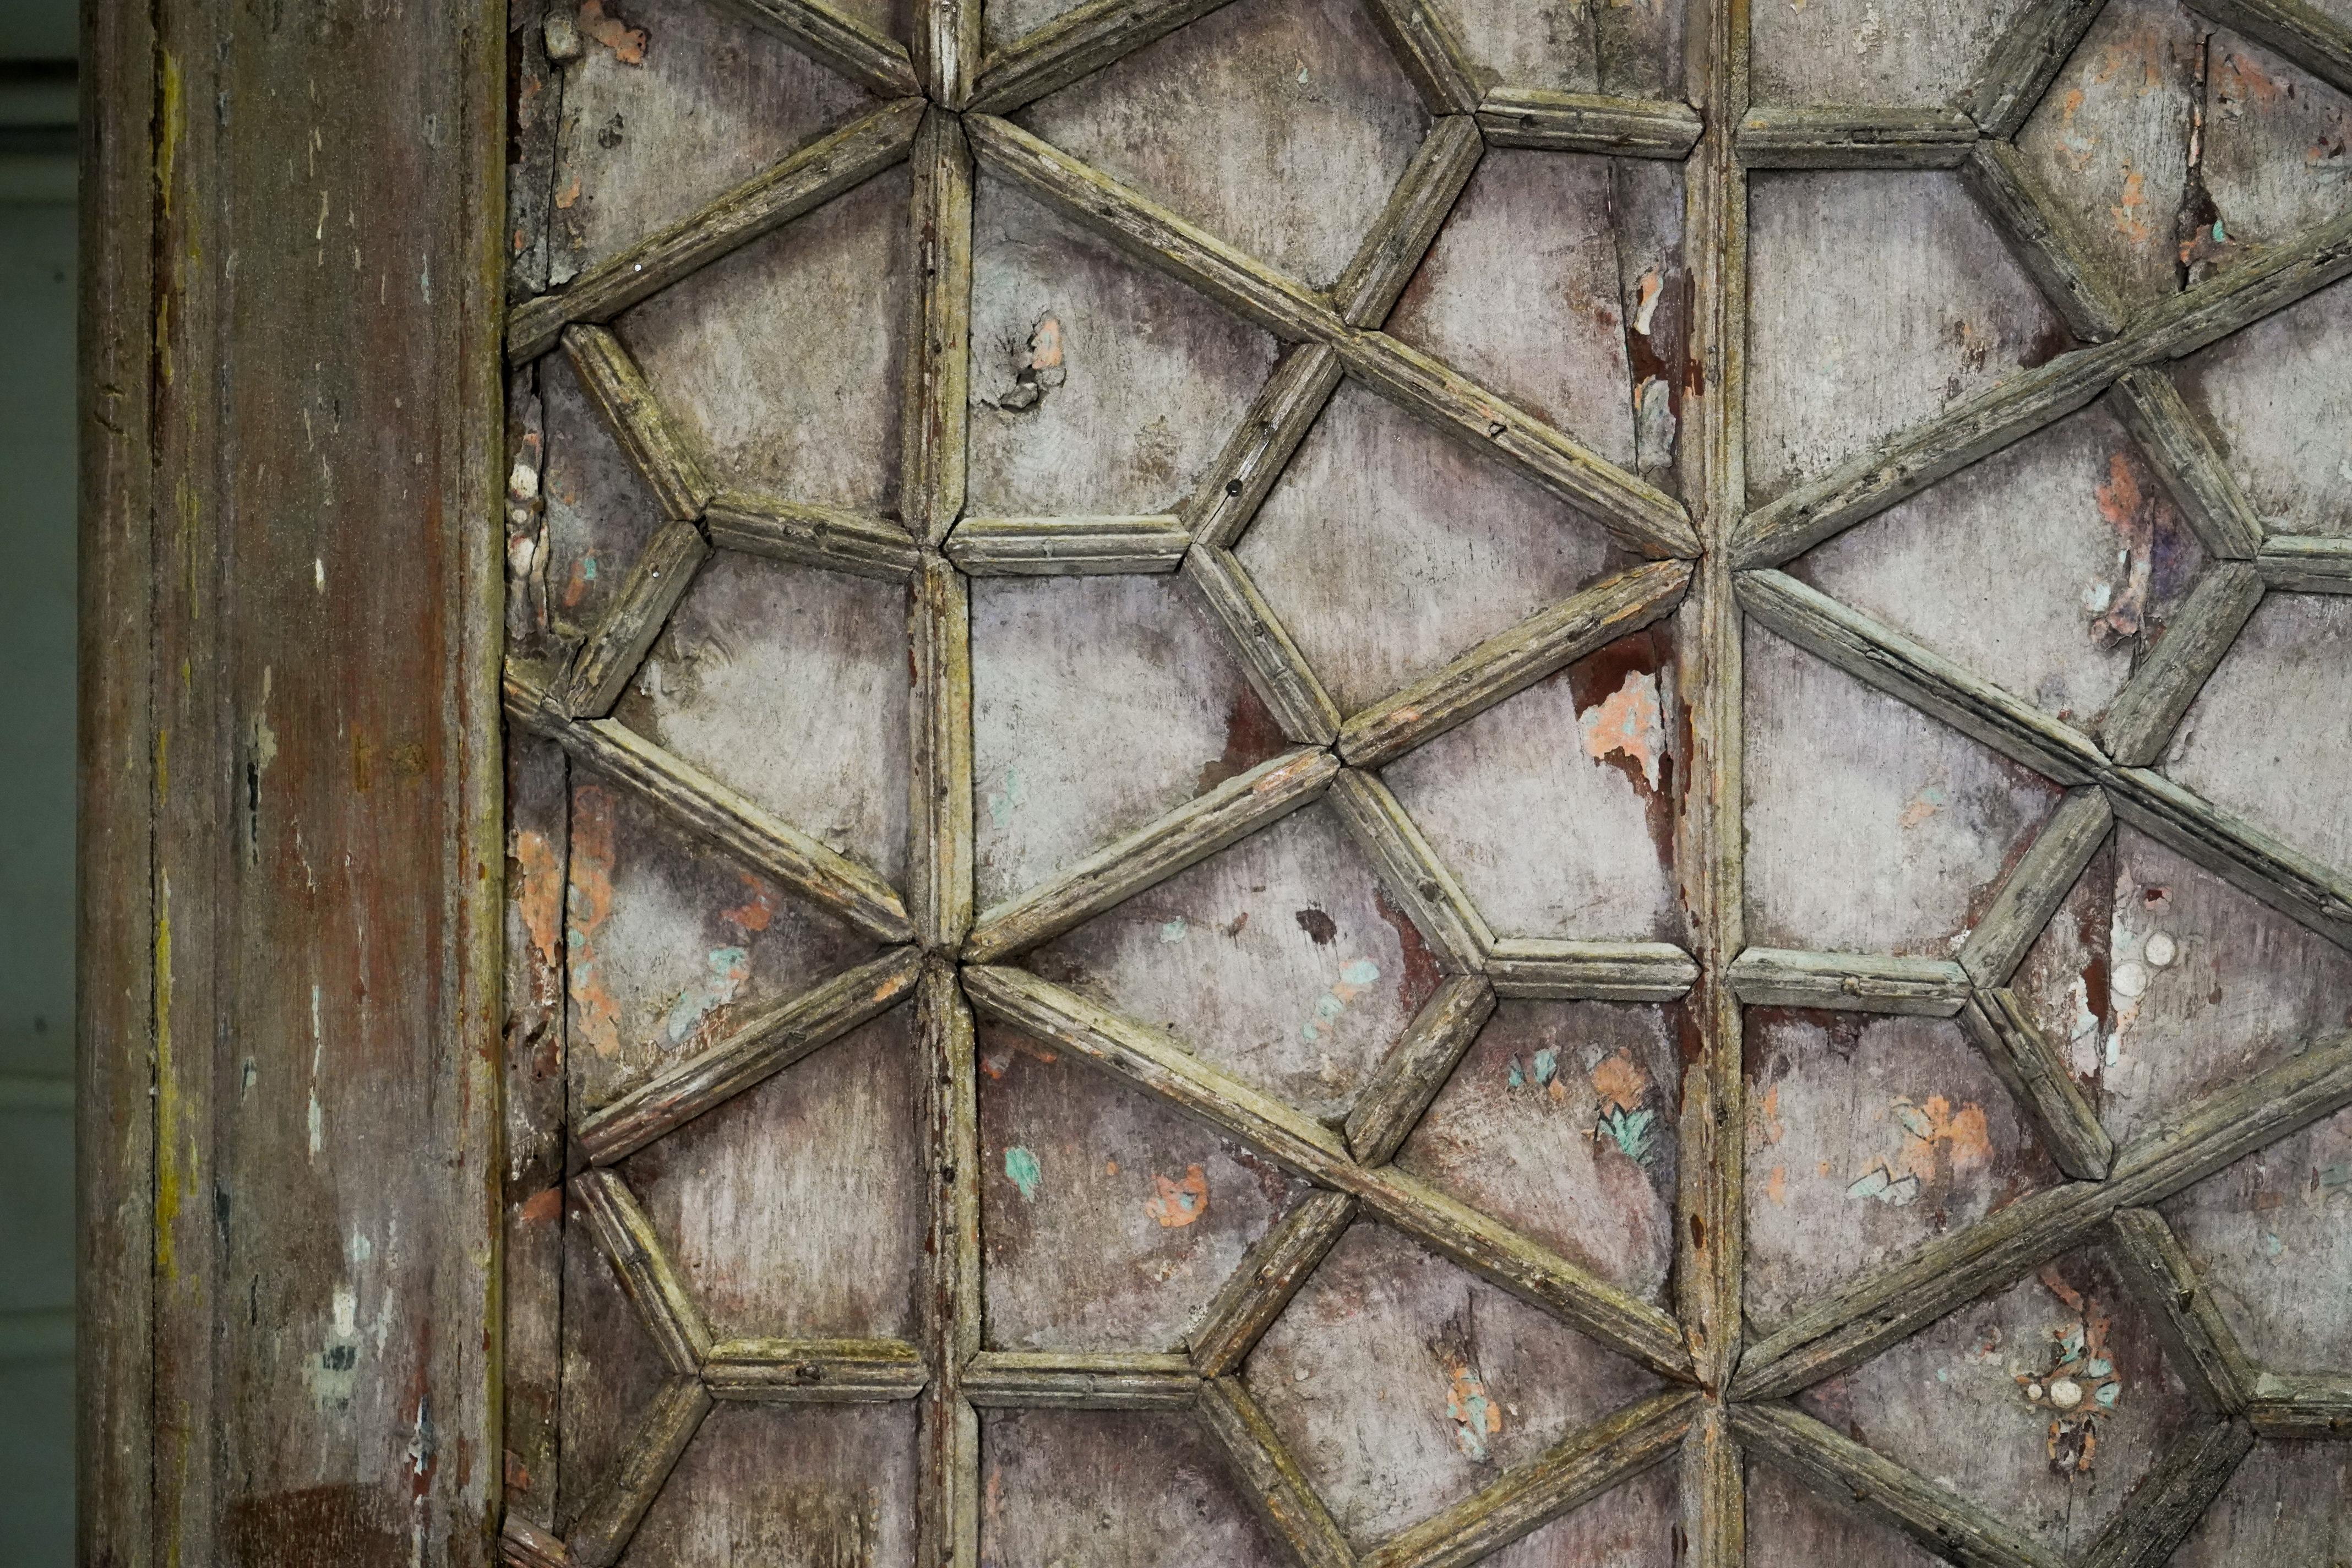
[497,0,2352,1564]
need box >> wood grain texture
[1969,0,2114,137]
[509,97,927,362]
[501,1513,571,1568]
[560,325,717,521]
[577,947,923,1163]
[575,1167,715,1375]
[944,515,1189,573]
[1474,88,1705,157]
[2184,0,2352,99]
[1178,545,1345,744]
[2099,562,2265,767]
[1958,987,2114,1180]
[1358,1391,1699,1568]
[1187,1191,1358,1376]
[961,1349,1201,1408]
[717,0,922,97]
[1958,785,2114,986]
[703,489,922,580]
[1736,105,1979,168]
[2106,369,2266,563]
[1738,569,2108,785]
[548,520,711,721]
[2245,1371,2352,1436]
[1332,116,1484,330]
[902,108,975,542]
[1359,0,1483,115]
[915,0,982,104]
[1483,940,1701,1001]
[2104,1207,2256,1415]
[1726,949,1971,1015]
[1961,139,2128,342]
[1731,1403,2067,1568]
[915,957,979,1567]
[1337,559,1694,767]
[911,554,976,950]
[1197,1376,1356,1568]
[1343,976,1497,1166]
[1683,1407,1744,1568]
[2104,766,2352,952]
[2257,536,2352,593]
[564,1377,712,1568]
[1185,343,1345,550]
[967,0,1239,116]
[1322,767,1494,972]
[2077,1419,2257,1568]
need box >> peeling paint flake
[576,0,649,64]
[1144,1164,1209,1228]
[1577,669,1665,791]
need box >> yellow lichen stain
[2110,165,2151,244]
[577,0,650,63]
[1144,1164,1208,1228]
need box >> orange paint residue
[1144,1164,1208,1228]
[568,786,622,1059]
[1893,1094,1994,1183]
[2092,449,2159,643]
[1577,669,1667,791]
[1766,1165,1788,1206]
[1590,1049,1651,1116]
[514,827,563,967]
[2110,165,2152,245]
[722,874,776,933]
[578,0,649,63]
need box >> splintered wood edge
[1960,988,2114,1182]
[2246,1371,2352,1436]
[2077,1418,2256,1568]
[1958,785,2114,986]
[1735,105,1979,169]
[1970,0,2113,137]
[1475,88,1704,157]
[2106,368,2264,561]
[1725,948,1970,1016]
[562,1377,713,1568]
[1197,1376,1356,1568]
[917,959,982,1364]
[1333,114,1483,329]
[966,0,1242,116]
[1730,1402,2066,1568]
[576,948,925,1163]
[1343,974,1496,1166]
[508,98,927,361]
[914,0,982,105]
[901,108,975,543]
[943,515,1189,574]
[1735,1031,2352,1400]
[2256,535,2352,594]
[573,1168,713,1375]
[2099,562,2264,766]
[1189,1191,1358,1376]
[1962,139,2127,342]
[1360,1391,1701,1568]
[500,1512,571,1568]
[2102,1207,2255,1415]
[700,1337,931,1401]
[961,745,1338,961]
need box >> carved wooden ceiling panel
[496,0,2352,1562]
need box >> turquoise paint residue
[1507,1057,1526,1090]
[1159,917,1189,944]
[984,767,1027,828]
[662,946,751,1042]
[1004,1145,1042,1201]
[581,556,598,580]
[1598,1105,1658,1164]
[1339,959,1380,986]
[1531,1048,1557,1087]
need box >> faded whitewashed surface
[494,0,2352,1562]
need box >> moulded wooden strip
[1340,334,1703,559]
[2103,1207,2255,1414]
[1189,1191,1358,1377]
[1738,570,2108,783]
[1484,940,1701,1002]
[2246,1371,2352,1436]
[704,488,921,581]
[2183,0,2352,99]
[1182,546,1344,743]
[701,1337,931,1401]
[1339,559,1695,767]
[2078,1419,2256,1568]
[1962,139,2128,342]
[943,515,1189,574]
[1969,0,2115,138]
[961,1351,1201,1408]
[577,948,925,1164]
[1735,105,1978,168]
[715,0,922,96]
[911,557,977,951]
[1958,786,2114,986]
[1334,115,1484,329]
[1359,0,1483,115]
[915,0,982,105]
[1186,343,1346,549]
[966,0,1240,116]
[1344,976,1498,1166]
[2104,767,2352,951]
[1324,769,1494,972]
[961,965,1357,1178]
[2100,562,2264,766]
[563,1377,714,1568]
[1474,88,1705,158]
[507,99,927,361]
[1360,1391,1700,1568]
[1197,1376,1357,1568]
[514,701,914,944]
[548,520,711,721]
[918,959,982,1363]
[1353,1166,1695,1381]
[916,1387,981,1568]
[902,108,975,542]
[501,1513,571,1568]
[2257,535,2352,592]
[1732,337,2138,568]
[1959,989,2114,1181]
[2135,204,2352,361]
[965,114,1332,340]
[961,747,1339,961]
[1730,1403,2066,1568]
[560,326,718,521]
[1727,949,1970,1016]
[2106,369,2264,560]
[574,1168,713,1376]
[1737,1031,2352,1399]
[1681,1406,1745,1568]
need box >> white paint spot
[314,557,325,592]
[2112,960,2149,999]
[2143,931,2176,967]
[308,982,325,1158]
